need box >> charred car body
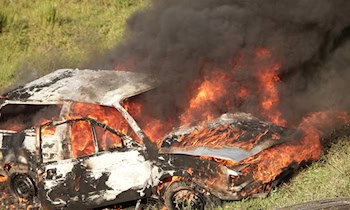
[0,69,305,209]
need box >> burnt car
[0,69,306,209]
[0,117,164,209]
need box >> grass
[0,0,147,90]
[1,1,350,210]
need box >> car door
[72,122,153,207]
[38,119,153,209]
[37,121,79,209]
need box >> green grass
[0,0,147,90]
[221,136,350,210]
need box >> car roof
[1,69,156,107]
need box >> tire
[164,181,220,210]
[8,172,37,200]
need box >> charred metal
[0,69,309,209]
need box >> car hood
[159,113,301,162]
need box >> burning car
[0,69,319,209]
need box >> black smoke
[89,0,350,125]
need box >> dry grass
[0,0,147,90]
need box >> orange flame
[237,111,349,184]
[180,70,230,125]
[66,103,140,157]
[23,46,349,194]
[254,48,286,126]
[257,63,286,126]
[0,176,7,182]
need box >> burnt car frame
[0,69,302,209]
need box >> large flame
[42,48,291,158]
[236,111,349,184]
[68,103,139,156]
[179,70,230,125]
[26,48,350,193]
[63,48,347,164]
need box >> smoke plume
[89,0,350,125]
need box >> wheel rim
[11,174,36,199]
[172,189,205,210]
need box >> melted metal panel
[160,142,274,162]
[2,69,156,106]
[160,112,291,162]
[39,149,163,208]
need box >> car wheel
[9,173,37,200]
[164,181,219,210]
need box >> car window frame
[39,118,130,164]
[90,120,126,152]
